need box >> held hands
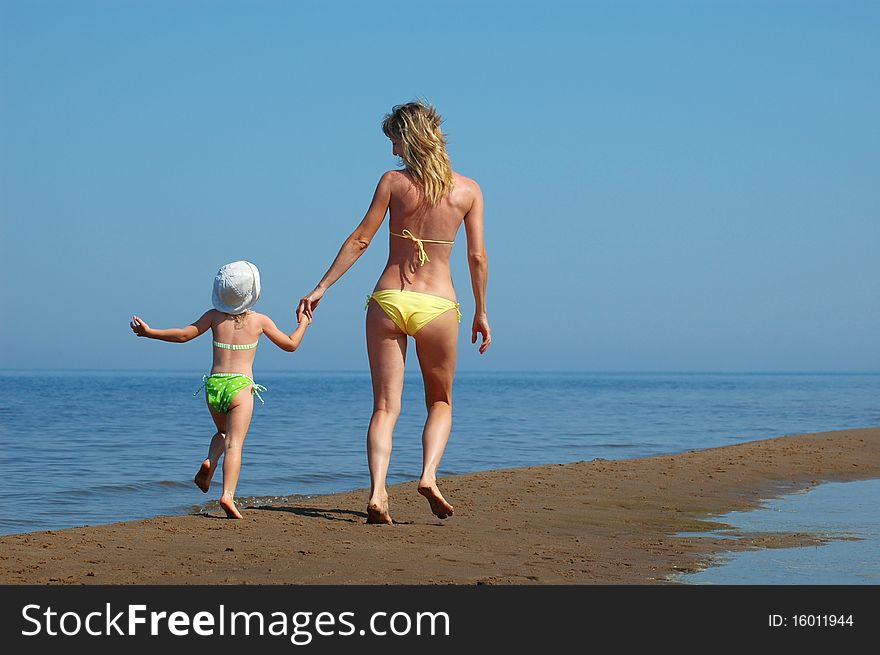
[471,314,492,354]
[296,287,326,323]
[130,315,151,338]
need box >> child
[130,260,310,519]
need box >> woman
[297,101,491,524]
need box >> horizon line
[2,367,879,376]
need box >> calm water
[1,371,878,539]
[676,478,880,584]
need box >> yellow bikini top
[391,229,454,266]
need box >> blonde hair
[382,101,455,206]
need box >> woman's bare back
[375,170,479,298]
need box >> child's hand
[130,315,150,337]
[297,287,325,323]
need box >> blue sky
[1,1,878,372]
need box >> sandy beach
[1,427,878,585]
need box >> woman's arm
[260,313,310,352]
[130,310,214,343]
[463,181,491,354]
[296,173,393,322]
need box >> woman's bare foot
[418,483,454,519]
[193,459,215,493]
[219,495,243,519]
[366,493,393,524]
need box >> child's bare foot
[193,459,215,493]
[366,492,393,524]
[418,482,454,519]
[219,495,243,519]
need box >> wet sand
[1,428,878,584]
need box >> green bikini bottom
[195,373,267,414]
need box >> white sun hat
[212,260,261,314]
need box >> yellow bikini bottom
[366,289,461,336]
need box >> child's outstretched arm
[259,313,310,352]
[130,311,214,343]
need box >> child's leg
[219,390,255,519]
[194,402,228,493]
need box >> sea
[1,370,878,582]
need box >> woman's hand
[130,315,150,337]
[297,287,326,323]
[471,313,491,354]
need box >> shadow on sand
[252,505,368,523]
[198,504,418,525]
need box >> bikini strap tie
[398,229,430,266]
[252,383,267,405]
[193,375,209,396]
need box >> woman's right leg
[413,308,458,519]
[365,302,407,524]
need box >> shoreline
[1,427,878,584]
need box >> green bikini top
[213,340,259,350]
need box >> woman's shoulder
[372,169,404,195]
[455,171,479,187]
[379,169,410,185]
[452,171,482,200]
